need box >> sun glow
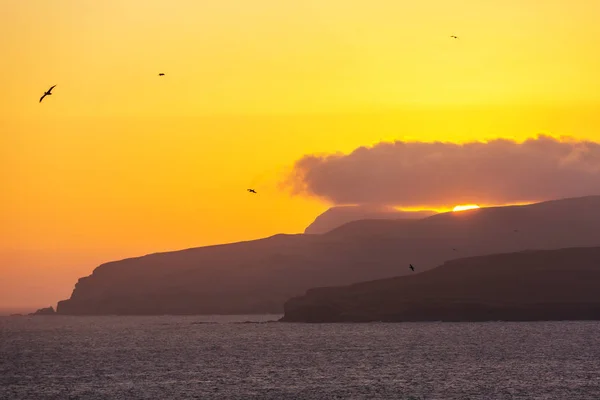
[452,204,481,212]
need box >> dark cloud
[284,135,600,207]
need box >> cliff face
[281,247,600,322]
[57,195,600,315]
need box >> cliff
[281,247,600,322]
[57,195,600,315]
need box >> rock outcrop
[281,247,600,322]
[30,307,56,316]
[57,195,600,315]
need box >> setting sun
[452,204,481,212]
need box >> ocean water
[1,316,599,399]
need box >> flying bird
[452,248,458,251]
[409,264,415,272]
[450,35,459,39]
[247,189,257,194]
[158,73,165,76]
[39,85,56,103]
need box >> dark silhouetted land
[281,246,600,322]
[55,195,600,315]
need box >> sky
[2,0,600,309]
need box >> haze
[2,0,600,309]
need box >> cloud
[284,135,600,207]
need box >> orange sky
[2,0,600,309]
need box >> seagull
[158,73,165,76]
[450,35,459,39]
[247,189,257,194]
[39,85,56,103]
[409,264,415,272]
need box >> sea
[1,315,599,399]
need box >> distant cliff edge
[281,247,600,322]
[304,205,436,234]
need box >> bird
[39,85,56,103]
[247,189,257,194]
[450,35,459,39]
[409,264,415,272]
[158,73,165,76]
[452,248,458,251]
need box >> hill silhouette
[281,246,600,322]
[304,205,436,234]
[56,195,600,315]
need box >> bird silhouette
[39,85,56,103]
[158,73,165,76]
[450,35,459,39]
[247,189,257,194]
[409,264,415,272]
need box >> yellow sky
[2,0,600,308]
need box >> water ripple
[1,316,599,399]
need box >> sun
[452,204,481,212]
